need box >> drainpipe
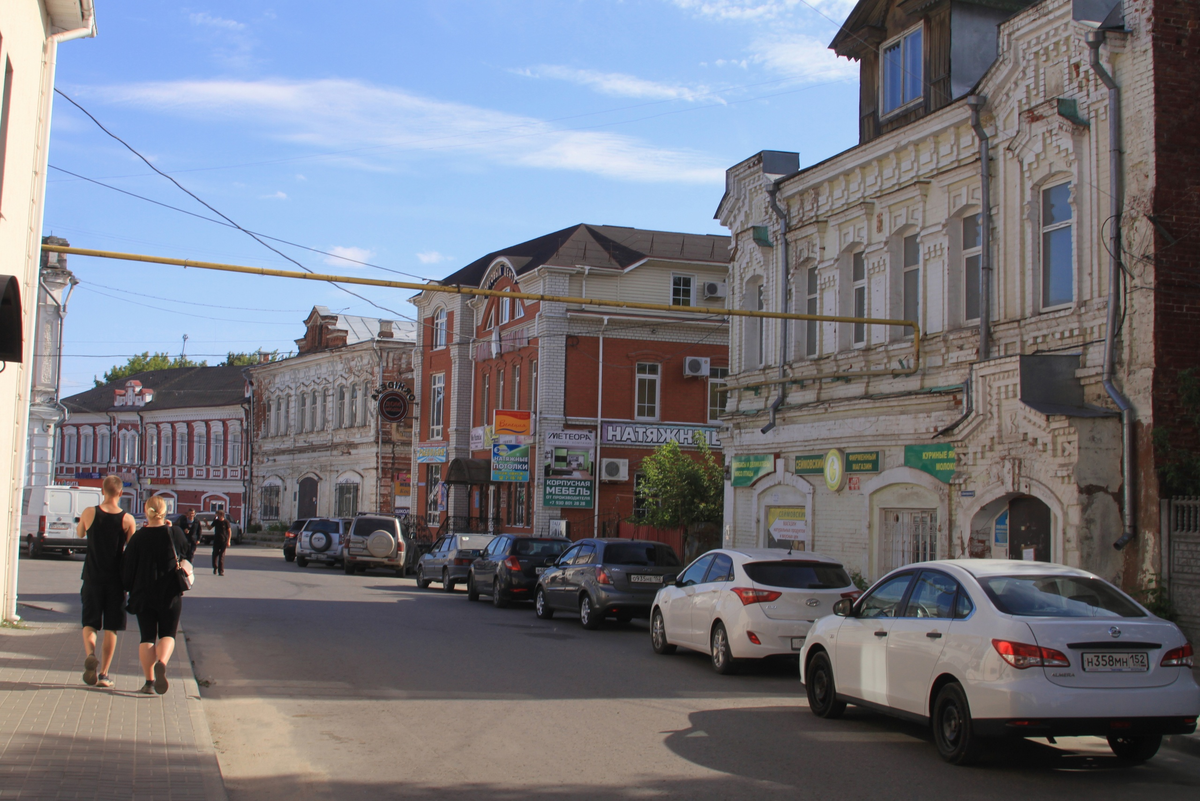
[966,96,992,361]
[762,182,790,435]
[1087,30,1135,552]
[595,316,608,537]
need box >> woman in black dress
[122,495,188,694]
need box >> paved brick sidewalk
[0,620,227,801]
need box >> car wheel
[296,555,308,568]
[932,682,983,765]
[343,560,355,575]
[579,595,602,630]
[651,609,676,655]
[284,551,295,563]
[535,587,554,619]
[805,651,846,719]
[492,578,508,608]
[1108,734,1162,763]
[416,565,431,589]
[710,622,738,674]
[467,574,479,602]
[442,568,455,592]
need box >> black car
[467,535,571,607]
[283,519,310,562]
[535,538,682,629]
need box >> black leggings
[136,596,182,643]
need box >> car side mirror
[833,598,854,617]
[675,577,685,588]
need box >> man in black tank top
[75,475,136,688]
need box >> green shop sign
[543,477,594,508]
[731,454,774,487]
[846,451,880,473]
[794,453,825,475]
[904,444,956,483]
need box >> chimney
[41,236,70,270]
[258,349,273,364]
[378,320,394,339]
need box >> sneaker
[139,680,155,695]
[153,660,169,695]
[83,654,98,686]
[96,673,114,688]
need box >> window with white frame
[349,385,358,427]
[513,297,524,319]
[480,373,490,428]
[194,426,206,465]
[363,381,371,425]
[212,424,224,466]
[1041,183,1073,308]
[64,429,77,463]
[852,251,867,345]
[500,293,511,324]
[432,309,447,349]
[80,428,94,464]
[636,363,660,420]
[709,366,728,421]
[229,425,242,466]
[881,25,923,115]
[99,429,111,463]
[805,266,819,357]
[497,369,505,418]
[270,399,278,436]
[335,483,360,517]
[671,274,694,307]
[161,426,172,466]
[175,428,187,465]
[512,363,521,410]
[146,428,156,465]
[530,360,538,414]
[485,309,495,330]
[425,463,443,525]
[310,390,319,430]
[429,373,445,440]
[337,387,346,428]
[902,234,920,332]
[963,214,982,321]
[298,393,307,433]
[320,390,328,430]
[261,484,281,520]
[283,396,290,435]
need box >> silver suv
[342,514,410,576]
[295,518,351,568]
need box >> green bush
[247,522,262,534]
[1135,573,1176,621]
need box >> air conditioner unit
[683,356,710,378]
[600,458,629,482]
[703,281,727,300]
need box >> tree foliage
[95,352,205,387]
[219,350,279,367]
[1154,367,1200,496]
[632,439,724,530]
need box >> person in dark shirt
[75,475,136,689]
[180,509,202,562]
[123,495,189,695]
[211,510,232,576]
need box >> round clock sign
[377,390,410,423]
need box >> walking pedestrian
[211,509,231,576]
[75,475,135,689]
[122,495,189,695]
[180,509,202,562]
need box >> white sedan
[800,559,1199,765]
[650,548,860,673]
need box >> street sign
[377,390,410,423]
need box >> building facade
[57,366,250,522]
[26,237,78,487]
[716,0,1200,594]
[1,1,97,621]
[411,224,730,540]
[247,307,417,525]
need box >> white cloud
[189,12,246,31]
[416,251,450,265]
[751,33,857,82]
[324,246,375,268]
[669,0,855,21]
[98,79,726,184]
[515,65,711,102]
[260,190,288,200]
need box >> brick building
[247,307,417,524]
[57,366,249,522]
[410,224,730,540]
[716,0,1200,601]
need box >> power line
[75,285,302,325]
[81,280,307,313]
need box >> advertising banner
[416,443,448,464]
[491,440,531,482]
[470,426,496,451]
[494,410,532,437]
[600,422,720,449]
[904,444,956,483]
[794,454,824,475]
[731,454,773,487]
[766,506,809,550]
[543,430,595,508]
[846,451,880,473]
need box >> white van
[21,485,104,558]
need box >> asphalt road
[16,547,1200,800]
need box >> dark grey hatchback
[467,535,570,607]
[534,538,682,629]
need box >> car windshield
[513,539,569,557]
[306,520,341,534]
[743,561,852,590]
[351,518,394,536]
[603,542,681,567]
[979,575,1146,618]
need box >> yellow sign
[766,506,809,548]
[824,449,845,492]
[493,409,532,437]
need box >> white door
[666,554,715,647]
[690,553,733,645]
[886,570,956,715]
[44,490,75,537]
[835,572,914,704]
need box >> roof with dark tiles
[63,366,248,414]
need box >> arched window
[363,381,371,426]
[432,309,447,349]
[310,390,319,431]
[211,423,225,466]
[320,390,328,430]
[176,427,187,465]
[298,393,307,433]
[228,424,242,466]
[337,387,346,428]
[146,427,157,466]
[80,427,94,464]
[349,385,358,427]
[194,425,207,466]
[161,425,172,466]
[64,428,77,463]
[97,429,110,463]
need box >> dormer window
[881,25,923,115]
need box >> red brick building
[410,224,730,540]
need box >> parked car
[800,559,1200,765]
[196,511,242,546]
[650,549,859,674]
[342,514,411,576]
[535,538,682,629]
[295,518,351,568]
[467,535,571,607]
[282,519,310,562]
[416,533,495,592]
[21,485,103,558]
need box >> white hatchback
[650,548,859,673]
[800,559,1199,765]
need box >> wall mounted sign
[469,426,496,451]
[377,390,410,423]
[994,509,1009,547]
[823,449,846,492]
[731,454,774,488]
[600,422,720,449]
[416,443,448,464]
[491,440,531,483]
[543,430,594,508]
[845,451,879,473]
[376,380,416,402]
[794,454,824,475]
[493,409,532,437]
[904,444,956,483]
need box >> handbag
[172,531,194,592]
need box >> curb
[177,629,230,801]
[1164,734,1200,760]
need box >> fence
[1164,497,1200,645]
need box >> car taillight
[1162,643,1194,667]
[991,639,1070,669]
[453,557,473,566]
[731,587,782,605]
[596,567,612,585]
[38,516,46,536]
[746,631,762,645]
[503,556,522,572]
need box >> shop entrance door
[298,477,319,519]
[1008,496,1051,562]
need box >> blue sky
[46,0,861,393]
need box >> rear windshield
[980,575,1146,618]
[744,561,852,590]
[602,542,681,567]
[351,518,396,536]
[306,520,341,534]
[513,539,569,557]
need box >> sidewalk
[0,616,227,801]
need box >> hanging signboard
[416,443,448,464]
[543,430,595,508]
[846,451,880,473]
[492,440,531,482]
[731,454,774,488]
[766,506,809,550]
[904,444,956,483]
[494,409,532,437]
[600,422,720,449]
[377,391,410,423]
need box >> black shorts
[81,582,126,632]
[136,596,182,643]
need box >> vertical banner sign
[543,430,595,508]
[493,410,532,437]
[491,440,531,482]
[766,506,809,550]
